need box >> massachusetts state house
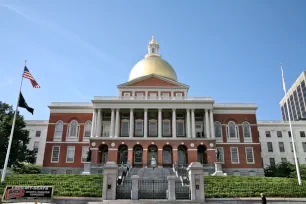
[43,37,263,176]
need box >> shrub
[264,161,294,177]
[12,162,41,174]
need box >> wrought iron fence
[116,180,132,199]
[138,179,167,199]
[175,180,190,200]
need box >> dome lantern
[146,36,160,58]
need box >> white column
[186,109,191,138]
[172,108,176,138]
[191,109,196,138]
[205,109,210,138]
[115,109,120,137]
[158,108,162,138]
[96,109,102,137]
[129,109,134,138]
[209,109,215,138]
[110,109,115,137]
[90,109,97,137]
[144,109,148,138]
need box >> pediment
[118,74,189,88]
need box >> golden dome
[128,36,177,81]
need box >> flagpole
[281,63,302,185]
[1,60,26,183]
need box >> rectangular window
[162,120,171,136]
[35,131,41,137]
[277,131,282,138]
[66,146,75,163]
[265,131,271,137]
[81,146,89,163]
[149,120,157,137]
[300,131,306,137]
[267,142,273,152]
[121,120,129,137]
[51,146,60,163]
[230,147,239,164]
[216,147,224,163]
[135,120,143,136]
[245,147,254,164]
[177,121,185,137]
[175,93,183,97]
[302,142,306,152]
[270,158,275,166]
[281,158,287,163]
[288,131,292,137]
[279,142,285,152]
[33,141,39,154]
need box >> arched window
[177,145,187,165]
[84,121,92,137]
[214,121,222,138]
[54,121,63,138]
[242,121,251,139]
[68,120,79,137]
[228,121,238,138]
[133,146,143,165]
[163,146,172,165]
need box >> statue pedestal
[211,162,227,176]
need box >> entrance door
[102,152,108,165]
[148,146,158,167]
[195,122,203,138]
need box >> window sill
[66,137,79,142]
[53,137,62,142]
[227,139,240,143]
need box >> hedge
[1,175,305,198]
[0,174,103,197]
[205,176,306,198]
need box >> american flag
[23,66,40,88]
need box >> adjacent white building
[258,120,306,167]
[25,120,48,165]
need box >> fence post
[82,162,91,175]
[131,175,139,200]
[187,162,205,202]
[102,161,118,200]
[167,175,176,200]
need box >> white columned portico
[172,109,176,138]
[96,109,102,137]
[186,109,191,138]
[209,109,215,138]
[205,109,210,138]
[91,109,97,137]
[110,109,115,137]
[115,109,120,137]
[191,109,195,138]
[144,109,148,138]
[158,108,162,138]
[129,109,134,138]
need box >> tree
[264,161,294,177]
[12,162,40,174]
[0,101,36,169]
[290,164,306,180]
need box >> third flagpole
[281,63,302,185]
[1,60,26,183]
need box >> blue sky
[0,0,306,120]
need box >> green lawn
[205,176,306,198]
[0,174,103,197]
[0,175,305,198]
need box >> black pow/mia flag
[18,92,34,115]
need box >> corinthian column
[115,109,120,137]
[205,109,210,138]
[186,109,191,138]
[129,109,134,138]
[172,109,176,138]
[110,109,115,137]
[144,109,148,138]
[90,109,97,137]
[191,109,195,138]
[158,109,162,138]
[209,109,215,138]
[96,109,102,137]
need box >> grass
[205,176,306,198]
[0,174,103,197]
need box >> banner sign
[2,186,54,202]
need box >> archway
[117,145,128,164]
[99,144,108,165]
[197,145,207,164]
[177,145,188,165]
[133,145,143,166]
[147,145,158,167]
[162,145,172,167]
